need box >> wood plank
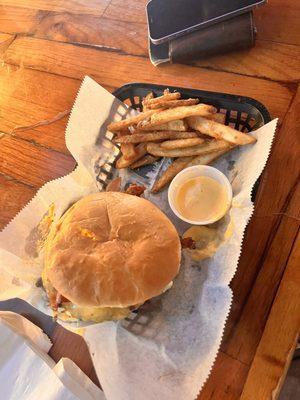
[0,5,148,56]
[33,13,148,56]
[254,0,300,46]
[225,194,299,364]
[193,40,300,82]
[0,33,15,56]
[2,36,294,120]
[0,173,36,229]
[0,5,147,55]
[0,6,37,34]
[198,352,249,400]
[0,0,111,15]
[222,86,300,364]
[0,66,81,153]
[50,325,99,387]
[0,134,75,187]
[240,232,300,400]
[27,16,300,82]
[103,0,148,24]
[1,5,299,82]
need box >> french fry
[117,128,131,136]
[186,147,232,167]
[208,113,226,124]
[140,119,188,132]
[147,139,231,158]
[120,143,137,160]
[151,147,232,193]
[130,155,160,169]
[160,138,204,150]
[116,143,147,169]
[108,108,164,133]
[144,91,181,107]
[151,157,193,193]
[186,116,256,145]
[114,131,198,144]
[138,104,216,130]
[142,92,154,111]
[147,98,199,110]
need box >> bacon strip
[125,184,146,197]
[180,237,196,249]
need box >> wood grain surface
[0,0,111,14]
[3,36,294,119]
[0,1,299,399]
[255,0,300,46]
[223,87,300,363]
[1,2,300,82]
[0,33,15,55]
[240,232,300,400]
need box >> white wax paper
[0,311,105,399]
[53,358,105,400]
[0,76,277,399]
[0,315,84,399]
[0,310,52,353]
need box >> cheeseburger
[42,192,181,322]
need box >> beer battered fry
[116,143,147,169]
[114,131,198,144]
[144,91,181,107]
[147,98,199,110]
[151,148,232,193]
[160,138,204,150]
[130,155,160,169]
[187,148,233,168]
[208,113,226,124]
[147,139,231,158]
[187,116,256,145]
[121,143,136,160]
[108,108,164,133]
[142,92,154,111]
[151,157,192,193]
[139,119,188,132]
[138,104,216,130]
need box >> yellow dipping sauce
[176,176,229,222]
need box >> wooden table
[0,1,299,399]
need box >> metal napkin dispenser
[149,12,256,66]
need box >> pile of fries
[108,89,256,193]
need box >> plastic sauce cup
[168,165,232,225]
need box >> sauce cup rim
[167,165,232,225]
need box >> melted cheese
[60,303,131,323]
[79,228,99,241]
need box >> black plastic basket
[98,83,271,198]
[113,83,271,132]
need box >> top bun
[44,192,181,308]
